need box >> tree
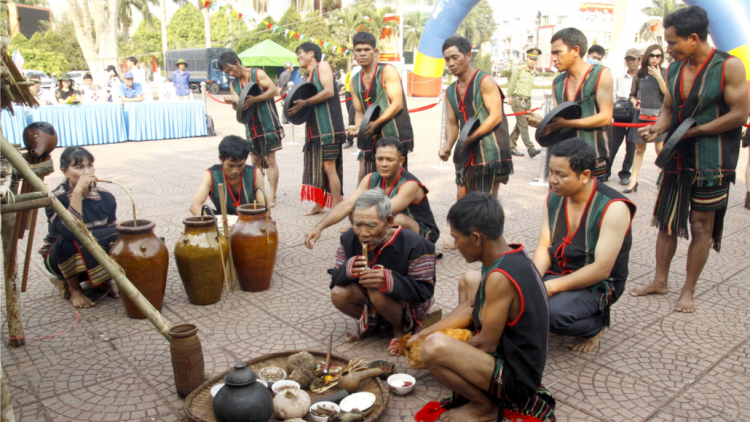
[46,14,88,71]
[641,0,686,19]
[327,6,367,54]
[359,6,399,42]
[403,11,427,52]
[457,0,496,45]
[119,0,158,35]
[66,0,122,83]
[167,3,205,49]
[210,6,242,47]
[173,0,211,48]
[9,34,69,75]
[120,18,163,67]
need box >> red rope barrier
[408,102,440,113]
[8,311,80,341]
[341,97,351,103]
[275,93,287,103]
[507,106,541,117]
[207,92,228,104]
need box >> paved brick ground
[2,92,749,422]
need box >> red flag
[267,22,273,29]
[238,13,242,20]
[295,33,300,40]
[151,55,157,72]
[203,1,210,8]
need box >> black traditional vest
[207,164,256,215]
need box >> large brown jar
[174,216,228,305]
[109,220,169,319]
[168,323,205,397]
[230,201,278,292]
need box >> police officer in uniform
[507,47,542,158]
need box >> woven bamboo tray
[185,350,390,422]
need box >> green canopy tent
[237,40,300,80]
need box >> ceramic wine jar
[174,216,228,305]
[212,362,273,422]
[230,195,278,292]
[169,323,205,397]
[109,220,169,319]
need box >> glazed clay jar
[213,362,273,422]
[109,220,169,319]
[230,204,278,292]
[174,216,228,305]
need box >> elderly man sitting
[329,188,436,354]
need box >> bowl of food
[271,380,300,396]
[387,374,416,396]
[369,360,396,380]
[210,383,224,398]
[258,366,286,382]
[309,401,340,422]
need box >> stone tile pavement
[2,93,749,421]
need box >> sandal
[49,277,70,299]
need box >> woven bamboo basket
[185,350,390,422]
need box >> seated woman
[189,135,266,216]
[411,194,555,422]
[40,146,120,308]
[55,74,80,104]
[329,188,436,352]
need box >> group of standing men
[184,7,747,420]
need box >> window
[557,15,566,25]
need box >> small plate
[210,383,224,398]
[339,392,376,413]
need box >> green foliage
[457,0,496,45]
[10,33,29,48]
[475,52,492,75]
[210,6,243,47]
[120,0,158,35]
[641,0,686,18]
[167,3,205,49]
[44,14,88,71]
[404,11,428,51]
[16,49,69,75]
[120,18,164,67]
[500,70,512,78]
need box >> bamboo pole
[218,183,236,292]
[0,197,52,214]
[2,208,25,348]
[0,136,174,342]
[2,191,47,203]
[20,208,39,292]
[0,362,16,422]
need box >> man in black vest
[189,135,266,215]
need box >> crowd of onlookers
[26,56,193,106]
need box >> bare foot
[674,289,697,313]
[104,279,120,298]
[305,205,324,216]
[630,280,669,297]
[268,196,276,208]
[49,277,70,299]
[567,327,607,352]
[70,289,95,308]
[439,402,497,422]
[343,327,376,343]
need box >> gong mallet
[218,183,237,292]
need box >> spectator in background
[55,74,80,104]
[80,73,99,94]
[587,44,605,65]
[126,56,146,85]
[622,44,668,194]
[606,48,640,185]
[278,61,294,124]
[105,65,121,102]
[507,47,542,158]
[28,75,55,106]
[119,72,144,102]
[172,59,191,101]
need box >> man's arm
[438,95,460,160]
[189,171,212,216]
[225,78,241,110]
[532,200,552,275]
[305,176,371,248]
[360,258,435,304]
[684,58,749,139]
[345,88,366,137]
[544,201,632,296]
[250,69,278,104]
[409,301,474,343]
[507,68,520,97]
[527,87,558,127]
[371,65,405,128]
[253,167,266,206]
[389,181,420,214]
[466,271,514,353]
[465,76,503,144]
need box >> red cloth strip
[611,122,655,128]
[507,106,541,117]
[415,401,446,422]
[341,96,352,103]
[275,93,287,102]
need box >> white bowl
[258,366,287,382]
[210,383,223,398]
[309,401,340,422]
[271,380,300,396]
[339,392,377,413]
[387,373,416,396]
